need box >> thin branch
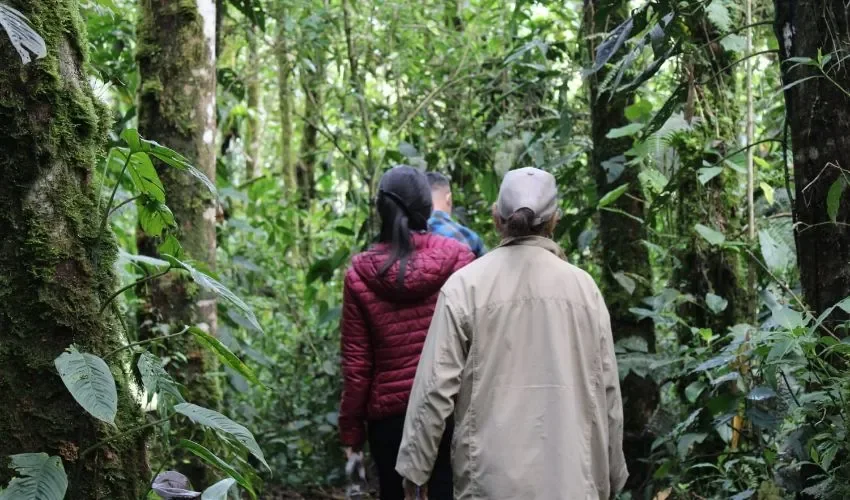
[109,195,141,216]
[97,152,132,241]
[103,326,190,360]
[706,138,784,168]
[79,415,173,461]
[99,268,171,314]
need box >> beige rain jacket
[395,236,628,499]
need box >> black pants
[367,415,453,500]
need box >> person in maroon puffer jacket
[339,165,474,500]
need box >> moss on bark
[136,0,220,488]
[0,0,149,496]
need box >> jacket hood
[351,233,466,301]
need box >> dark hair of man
[426,171,451,191]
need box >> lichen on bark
[0,0,149,496]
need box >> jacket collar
[496,235,566,260]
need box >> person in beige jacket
[395,167,628,500]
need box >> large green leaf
[54,347,117,425]
[605,123,643,139]
[827,178,846,222]
[177,440,256,500]
[202,478,236,500]
[115,149,165,202]
[120,129,217,196]
[694,224,725,246]
[759,229,793,273]
[138,351,185,405]
[706,0,731,31]
[188,327,262,387]
[139,198,176,237]
[706,293,728,314]
[165,257,262,333]
[598,183,629,208]
[174,404,269,471]
[0,453,67,500]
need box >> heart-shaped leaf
[55,347,117,425]
[0,453,67,500]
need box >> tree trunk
[775,0,850,325]
[0,0,149,495]
[136,0,219,488]
[586,0,658,491]
[245,26,261,180]
[276,13,295,194]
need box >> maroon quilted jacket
[339,232,475,447]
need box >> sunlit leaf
[706,0,731,31]
[175,404,269,471]
[694,224,725,246]
[759,229,793,273]
[747,386,777,401]
[54,346,117,425]
[612,271,636,295]
[720,34,746,52]
[202,478,236,500]
[188,327,262,387]
[139,198,176,237]
[761,182,775,205]
[625,100,653,122]
[698,167,723,185]
[138,351,185,405]
[685,381,706,403]
[706,293,728,314]
[605,123,643,139]
[598,183,629,208]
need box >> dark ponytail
[500,207,548,238]
[375,166,433,286]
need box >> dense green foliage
[4,0,850,498]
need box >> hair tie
[378,190,412,218]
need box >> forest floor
[263,486,376,499]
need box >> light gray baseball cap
[497,167,558,225]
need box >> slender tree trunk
[586,0,658,491]
[136,0,219,488]
[276,14,295,193]
[245,26,261,180]
[775,0,850,326]
[0,0,149,495]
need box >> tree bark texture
[775,0,850,325]
[276,13,295,194]
[136,0,219,486]
[245,26,261,180]
[0,0,149,495]
[586,0,659,491]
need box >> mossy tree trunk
[586,0,659,491]
[0,0,149,496]
[296,19,327,257]
[673,22,748,338]
[136,0,219,488]
[276,11,295,195]
[775,0,850,327]
[245,26,261,180]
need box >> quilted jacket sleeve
[453,247,476,273]
[339,270,373,448]
[395,291,468,485]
